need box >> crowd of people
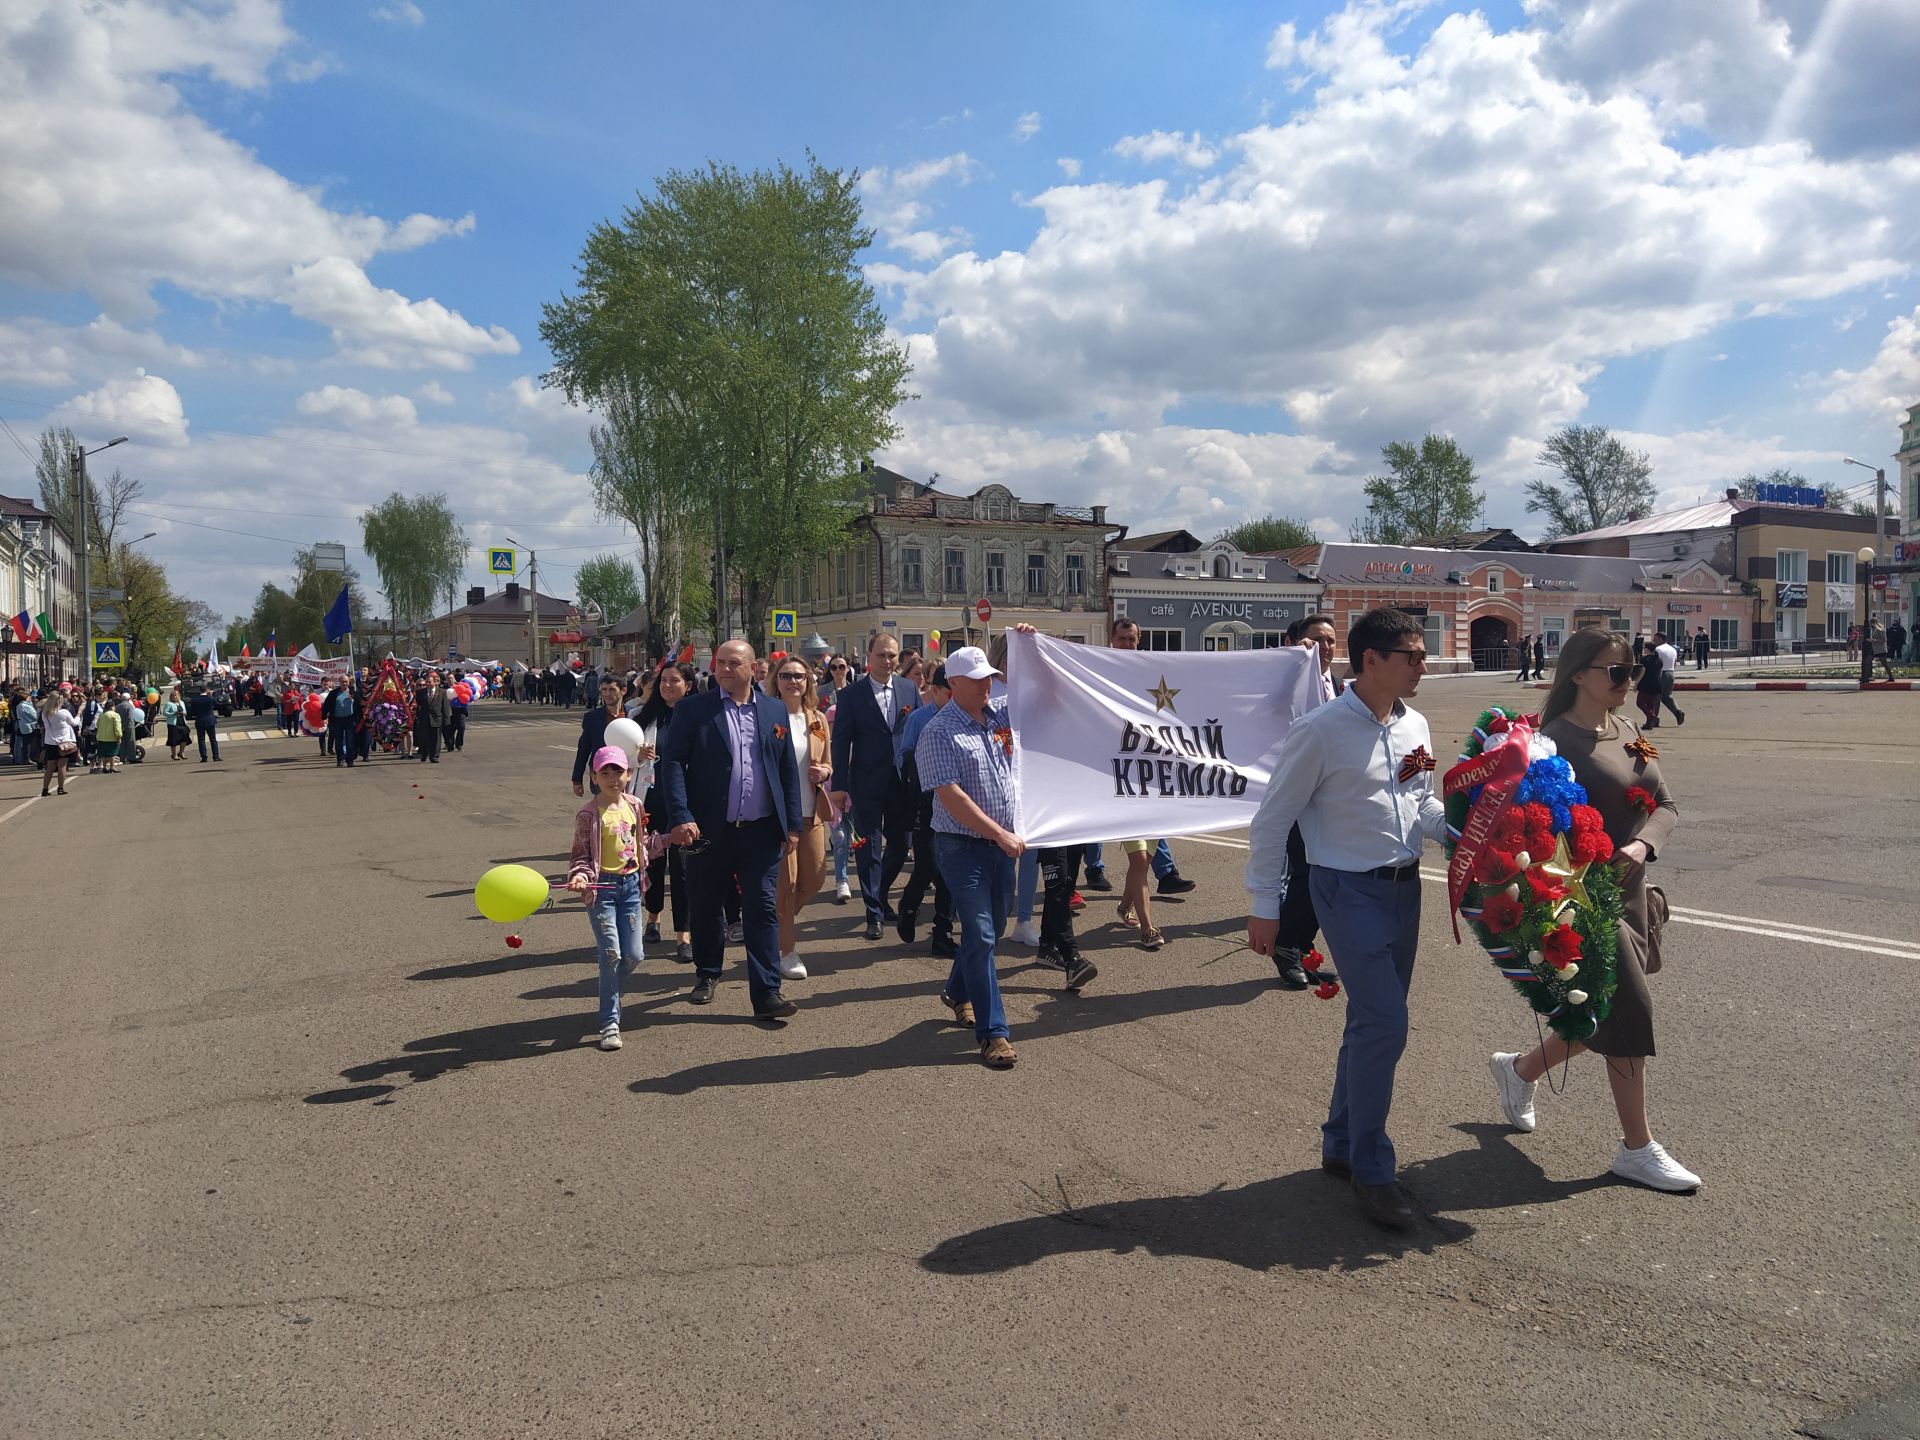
[4,677,230,791]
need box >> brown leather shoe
[979,1036,1017,1068]
[941,993,975,1027]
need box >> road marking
[247,730,268,739]
[1177,841,1915,959]
[0,793,43,829]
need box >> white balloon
[603,717,644,768]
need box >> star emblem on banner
[1147,675,1180,713]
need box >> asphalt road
[3,682,1916,1439]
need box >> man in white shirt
[1244,608,1449,1230]
[1264,613,1341,991]
[1652,635,1685,725]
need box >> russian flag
[266,629,276,657]
[9,610,41,644]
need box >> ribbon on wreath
[1441,718,1534,941]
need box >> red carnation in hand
[1625,786,1657,816]
[1525,865,1567,906]
[1542,923,1582,967]
[1478,890,1525,933]
[1475,846,1521,884]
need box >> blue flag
[322,584,352,643]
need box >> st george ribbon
[1005,629,1318,848]
[1441,716,1535,941]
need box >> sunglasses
[1590,663,1639,685]
[1380,649,1428,663]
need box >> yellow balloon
[475,863,549,923]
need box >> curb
[1526,679,1914,692]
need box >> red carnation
[1569,805,1604,832]
[1478,890,1525,932]
[1525,865,1567,906]
[1625,786,1657,816]
[1494,810,1529,847]
[1543,924,1582,967]
[1569,828,1613,865]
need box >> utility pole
[71,434,128,684]
[530,549,542,671]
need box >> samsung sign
[1755,481,1825,507]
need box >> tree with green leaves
[574,552,642,622]
[359,492,468,649]
[541,154,912,650]
[1349,434,1484,544]
[232,546,368,657]
[1527,425,1656,539]
[1217,514,1316,553]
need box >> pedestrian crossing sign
[489,547,516,576]
[770,609,797,638]
[93,637,125,668]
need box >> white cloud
[416,380,455,406]
[1818,305,1920,423]
[295,385,418,428]
[876,1,1920,538]
[373,2,425,25]
[0,0,512,368]
[50,370,190,447]
[0,314,204,388]
[1111,130,1220,169]
[859,154,981,260]
[1013,111,1041,142]
[1057,157,1081,179]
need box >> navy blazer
[658,688,804,836]
[829,674,919,804]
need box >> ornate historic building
[776,465,1122,661]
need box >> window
[1655,617,1689,643]
[1487,571,1504,594]
[944,547,966,593]
[1540,616,1565,652]
[1710,618,1740,651]
[1026,552,1046,593]
[985,551,1006,594]
[1775,549,1808,583]
[1423,614,1445,657]
[1826,551,1855,586]
[855,546,868,598]
[1064,553,1087,595]
[1138,628,1184,651]
[835,550,849,597]
[1248,632,1287,649]
[800,568,812,602]
[1213,555,1230,578]
[898,546,923,592]
[901,633,924,655]
[1777,609,1807,648]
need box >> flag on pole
[8,610,39,643]
[322,584,352,644]
[676,642,696,665]
[173,647,183,674]
[241,640,251,658]
[33,611,54,645]
[295,641,319,661]
[265,629,276,657]
[210,640,221,671]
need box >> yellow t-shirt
[598,800,639,875]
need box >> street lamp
[72,435,129,681]
[129,531,157,546]
[1857,545,1877,689]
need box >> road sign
[312,542,347,572]
[88,586,125,602]
[770,608,797,638]
[1872,573,1888,590]
[976,598,992,622]
[489,547,516,575]
[91,604,125,632]
[93,637,125,669]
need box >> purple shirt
[723,696,771,822]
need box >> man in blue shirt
[1244,608,1449,1229]
[894,664,955,958]
[914,645,1026,1068]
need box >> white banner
[1007,630,1319,847]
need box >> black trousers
[898,799,953,940]
[194,718,220,761]
[642,786,689,931]
[686,814,782,1003]
[415,723,440,761]
[444,711,465,751]
[1275,822,1320,957]
[853,775,915,922]
[1038,844,1083,954]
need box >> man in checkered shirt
[913,643,1028,1068]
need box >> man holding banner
[1244,608,1448,1231]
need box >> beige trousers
[777,813,830,952]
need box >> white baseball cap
[944,645,1002,681]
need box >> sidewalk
[1521,678,1914,692]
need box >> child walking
[567,745,665,1051]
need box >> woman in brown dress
[1486,627,1701,1192]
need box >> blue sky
[1,0,1916,629]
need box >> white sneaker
[1489,1052,1537,1132]
[778,950,808,980]
[1010,920,1041,948]
[1611,1140,1700,1192]
[834,881,851,903]
[598,1026,622,1051]
[726,922,743,945]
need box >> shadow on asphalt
[1399,1123,1622,1212]
[921,1168,1474,1276]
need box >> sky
[2,0,1917,633]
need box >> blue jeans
[329,716,354,765]
[589,870,643,1031]
[934,834,1012,1044]
[830,815,851,886]
[1309,866,1420,1186]
[1083,839,1176,879]
[1015,847,1038,922]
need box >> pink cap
[591,745,628,773]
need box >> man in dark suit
[829,631,920,940]
[658,639,804,1020]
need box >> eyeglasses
[1380,649,1428,664]
[1587,663,1638,685]
[777,672,809,683]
